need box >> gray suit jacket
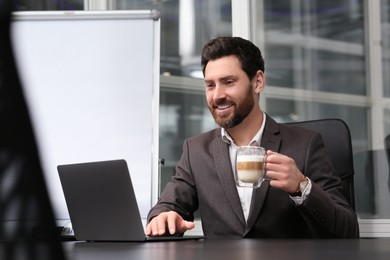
[148,115,359,238]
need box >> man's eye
[226,80,234,85]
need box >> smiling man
[146,37,359,239]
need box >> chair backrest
[385,134,390,161]
[0,1,65,259]
[285,119,356,210]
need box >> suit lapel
[245,181,269,233]
[261,114,281,152]
[212,134,246,226]
[245,115,282,232]
[212,115,283,231]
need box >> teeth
[217,104,232,109]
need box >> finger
[147,218,158,236]
[265,170,284,182]
[184,221,195,231]
[176,220,195,234]
[266,150,277,155]
[269,179,286,189]
[156,214,168,235]
[167,213,178,235]
[265,151,281,164]
[151,218,161,236]
[145,222,152,236]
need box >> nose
[212,84,226,101]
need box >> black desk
[63,239,390,260]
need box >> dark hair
[201,36,265,80]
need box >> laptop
[57,159,203,242]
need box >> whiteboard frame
[11,10,161,224]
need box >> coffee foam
[237,155,264,162]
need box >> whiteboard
[11,10,160,223]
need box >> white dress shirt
[221,112,266,222]
[221,112,311,222]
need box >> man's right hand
[145,211,195,236]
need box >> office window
[382,0,390,97]
[386,109,390,138]
[263,0,364,44]
[116,0,231,78]
[265,99,369,151]
[17,0,390,235]
[263,0,365,95]
[258,0,369,211]
[265,45,366,95]
[370,1,390,220]
[15,0,83,10]
[115,0,232,193]
[253,0,390,226]
[159,84,216,190]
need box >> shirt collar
[221,112,266,146]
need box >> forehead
[204,55,244,80]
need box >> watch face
[300,177,309,192]
[290,177,308,197]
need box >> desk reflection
[63,239,390,260]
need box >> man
[146,36,359,238]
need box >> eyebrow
[204,75,237,83]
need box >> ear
[254,70,265,94]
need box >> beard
[209,85,255,129]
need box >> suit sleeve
[147,139,198,223]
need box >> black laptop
[57,159,203,242]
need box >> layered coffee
[236,155,264,183]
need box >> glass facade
[382,0,390,97]
[15,0,83,10]
[13,0,390,233]
[256,0,390,219]
[116,0,232,78]
[263,1,366,95]
[117,0,232,189]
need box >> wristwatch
[289,176,309,197]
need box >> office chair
[385,134,390,192]
[0,1,65,259]
[285,119,356,210]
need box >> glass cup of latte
[234,146,266,189]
